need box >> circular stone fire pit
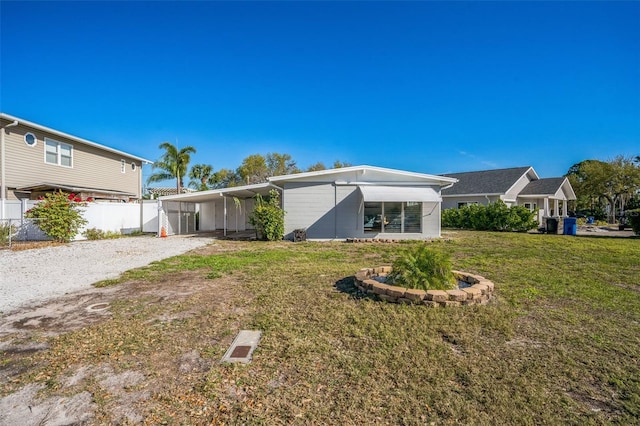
[354,267,495,307]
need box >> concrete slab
[221,330,262,364]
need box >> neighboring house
[158,165,458,240]
[0,113,151,209]
[440,166,576,224]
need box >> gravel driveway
[0,235,215,314]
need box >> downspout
[223,195,227,237]
[1,120,19,219]
[334,183,338,239]
[139,161,143,232]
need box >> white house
[158,165,458,240]
[441,166,576,224]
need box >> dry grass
[1,232,639,424]
[7,241,66,251]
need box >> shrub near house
[442,200,537,232]
[25,191,89,242]
[626,209,640,236]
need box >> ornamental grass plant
[387,244,456,291]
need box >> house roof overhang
[269,165,458,186]
[16,183,136,197]
[359,185,442,202]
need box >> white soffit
[359,186,441,202]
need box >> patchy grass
[2,232,639,424]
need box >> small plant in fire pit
[387,244,456,291]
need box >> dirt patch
[0,242,250,425]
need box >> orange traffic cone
[160,227,167,238]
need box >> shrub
[249,189,285,241]
[83,228,122,240]
[442,200,537,232]
[626,209,640,236]
[1,222,16,245]
[25,191,88,242]
[387,244,456,291]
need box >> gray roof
[519,177,566,196]
[441,167,532,196]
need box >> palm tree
[188,164,213,191]
[147,142,196,194]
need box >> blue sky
[1,1,639,187]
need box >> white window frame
[44,138,73,168]
[363,201,422,234]
[24,132,38,147]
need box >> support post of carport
[223,196,227,237]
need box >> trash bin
[563,217,577,236]
[545,217,558,234]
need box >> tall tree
[147,142,196,194]
[333,160,353,168]
[237,154,269,184]
[188,164,213,191]
[306,162,327,172]
[610,155,640,215]
[567,156,640,222]
[209,168,241,188]
[266,152,299,176]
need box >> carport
[158,182,281,236]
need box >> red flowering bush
[26,191,90,242]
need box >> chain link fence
[0,218,50,249]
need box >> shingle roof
[519,178,565,196]
[441,167,532,196]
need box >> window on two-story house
[45,138,72,167]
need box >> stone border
[354,267,494,307]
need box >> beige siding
[2,123,143,200]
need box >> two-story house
[1,113,151,206]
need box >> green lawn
[3,231,639,424]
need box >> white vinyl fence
[0,199,159,246]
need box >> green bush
[25,191,88,242]
[442,200,537,232]
[1,222,16,245]
[387,244,456,291]
[249,189,285,241]
[83,228,122,240]
[625,209,640,236]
